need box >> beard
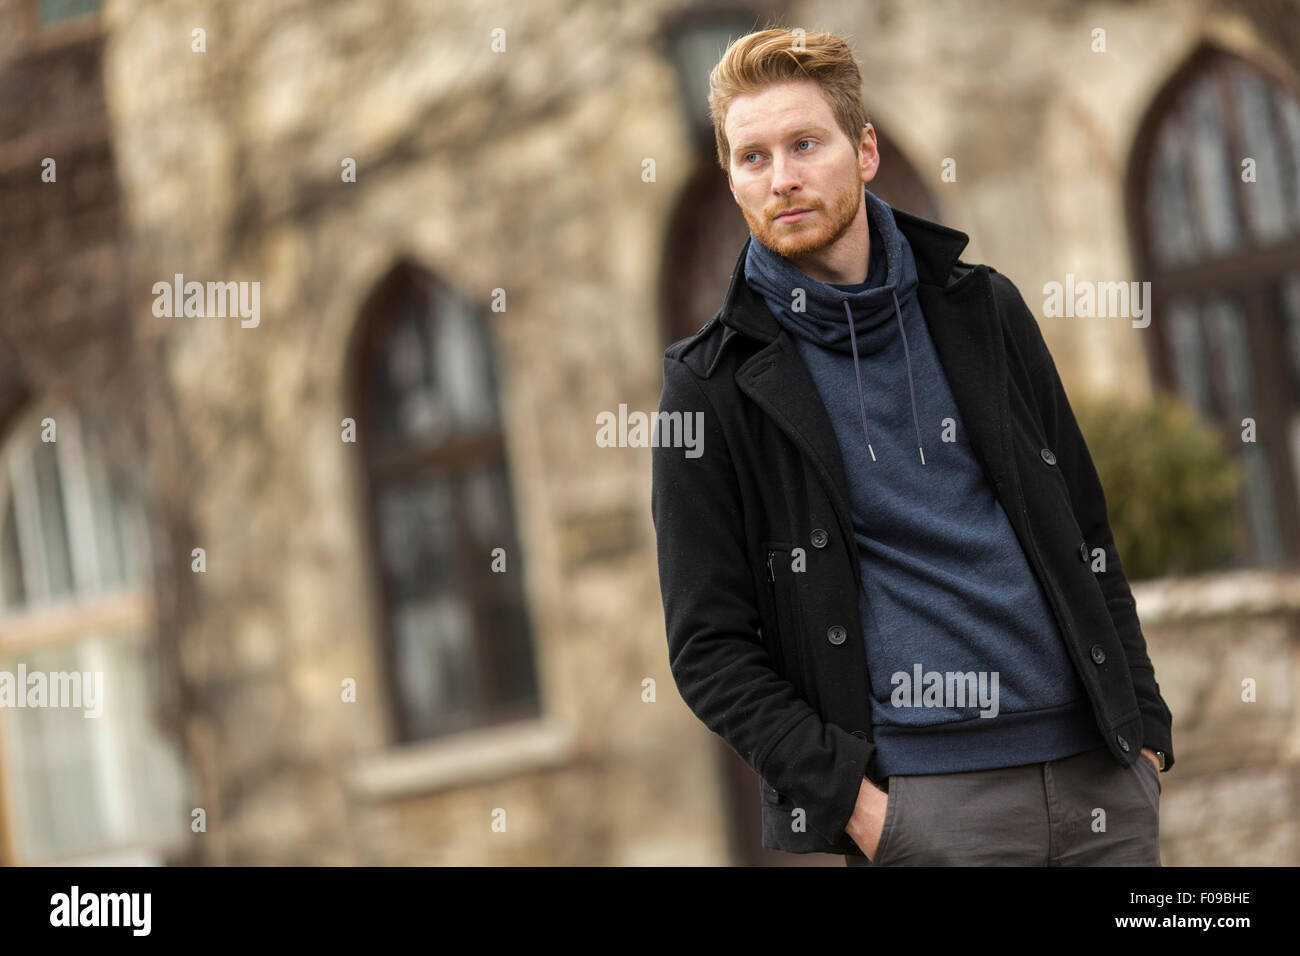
[740,179,863,260]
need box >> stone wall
[1134,571,1300,865]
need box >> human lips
[774,207,814,222]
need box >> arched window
[353,264,541,743]
[0,405,190,864]
[1128,45,1300,564]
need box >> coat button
[827,625,847,645]
[810,528,828,548]
[1116,733,1130,752]
[851,730,867,739]
[1040,447,1057,465]
[1078,541,1090,563]
[1090,644,1106,664]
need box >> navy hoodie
[743,186,1102,776]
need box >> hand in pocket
[846,777,893,861]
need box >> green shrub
[1072,391,1242,581]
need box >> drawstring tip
[867,443,877,462]
[918,446,926,465]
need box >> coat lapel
[736,327,860,574]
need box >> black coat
[650,205,1175,856]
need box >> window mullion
[54,415,102,596]
[9,445,52,607]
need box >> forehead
[724,79,837,144]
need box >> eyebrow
[732,125,834,158]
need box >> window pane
[1,497,25,612]
[1,639,97,857]
[375,479,480,735]
[1167,298,1216,419]
[1232,64,1290,244]
[458,467,539,710]
[376,479,457,600]
[1204,297,1253,424]
[1275,89,1300,233]
[1,418,147,610]
[1147,116,1202,268]
[435,291,498,435]
[91,463,134,592]
[373,465,540,738]
[1281,274,1300,405]
[1187,74,1243,256]
[392,594,478,737]
[389,297,448,445]
[0,628,190,863]
[461,466,510,550]
[30,439,75,603]
[369,283,501,452]
[1203,296,1283,561]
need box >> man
[650,28,1174,866]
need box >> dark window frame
[349,262,541,744]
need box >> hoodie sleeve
[651,354,876,846]
[998,277,1176,771]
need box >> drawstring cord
[842,296,926,465]
[844,298,876,462]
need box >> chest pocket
[764,543,821,714]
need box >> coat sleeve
[1002,280,1176,771]
[650,355,875,845]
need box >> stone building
[0,0,1297,865]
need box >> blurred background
[0,0,1298,865]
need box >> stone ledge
[1132,569,1300,624]
[347,718,579,802]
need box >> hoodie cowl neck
[744,186,921,356]
[744,186,929,465]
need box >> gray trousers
[845,744,1161,866]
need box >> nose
[770,153,801,196]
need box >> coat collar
[718,203,973,342]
